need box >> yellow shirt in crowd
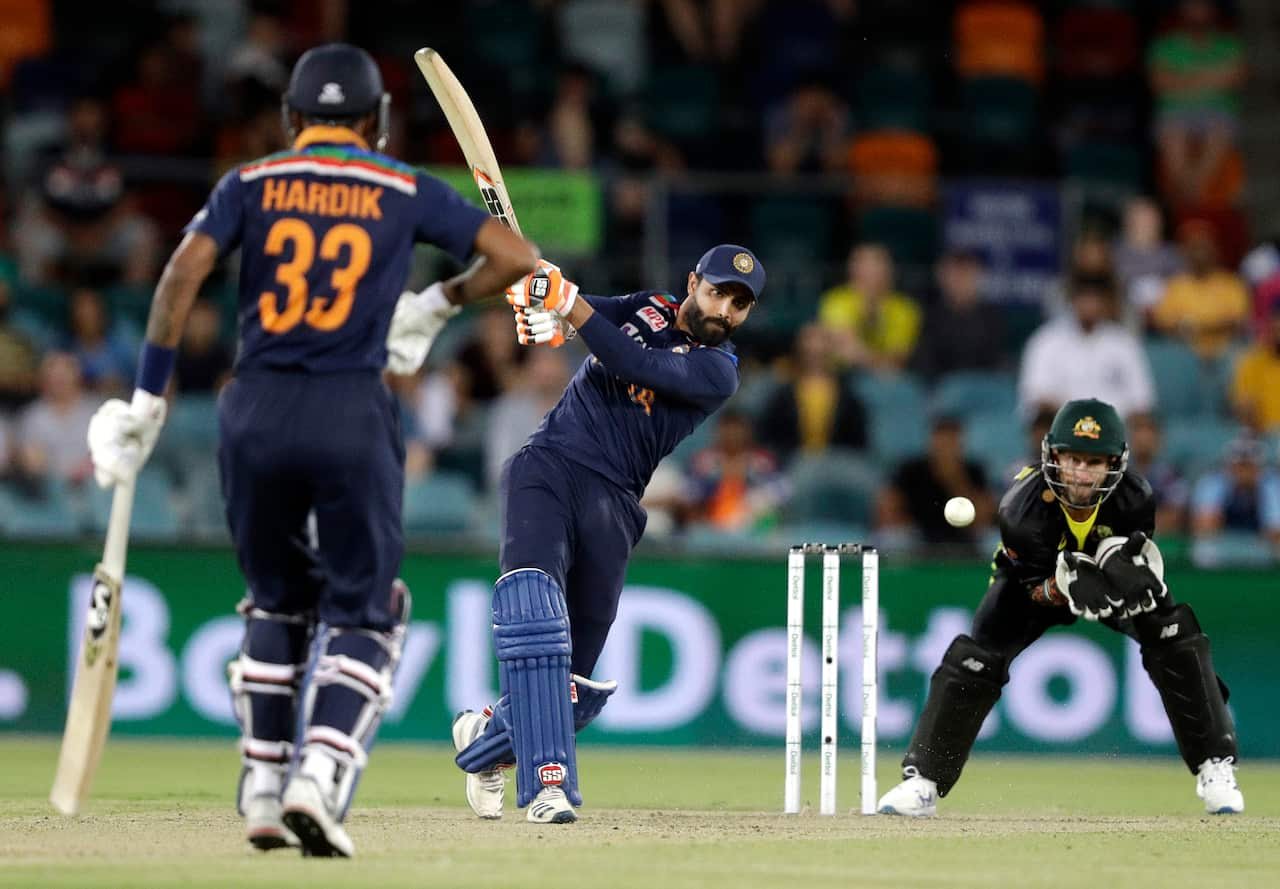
[1231,345,1280,431]
[818,286,922,362]
[1151,271,1249,358]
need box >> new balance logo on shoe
[962,658,985,673]
[1160,624,1179,639]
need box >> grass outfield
[1,737,1276,889]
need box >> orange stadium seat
[847,130,939,207]
[0,0,49,87]
[954,0,1044,84]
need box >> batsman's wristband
[135,342,176,396]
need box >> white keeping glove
[386,282,461,375]
[87,388,167,489]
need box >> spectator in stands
[1230,300,1280,433]
[764,70,850,175]
[819,243,922,373]
[875,413,994,548]
[912,248,1007,381]
[485,346,573,492]
[540,64,600,171]
[0,274,39,410]
[1191,436,1280,549]
[1112,196,1185,328]
[14,145,160,287]
[175,298,232,393]
[111,21,206,156]
[455,306,529,404]
[62,286,134,394]
[1128,411,1190,535]
[756,323,867,461]
[14,351,96,486]
[1147,0,1246,207]
[1151,219,1249,359]
[1018,272,1154,418]
[687,409,787,534]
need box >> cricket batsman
[85,43,537,856]
[451,245,765,823]
[877,398,1244,816]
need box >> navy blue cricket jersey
[185,126,489,373]
[527,290,740,498]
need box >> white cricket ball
[944,496,976,528]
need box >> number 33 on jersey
[184,126,491,374]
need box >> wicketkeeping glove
[506,259,579,315]
[1096,532,1166,618]
[1054,550,1113,621]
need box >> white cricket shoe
[245,793,299,850]
[282,775,355,857]
[526,787,577,824]
[877,774,939,817]
[1196,757,1244,814]
[452,710,506,819]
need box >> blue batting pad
[455,676,618,774]
[493,568,578,807]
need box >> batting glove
[514,307,575,347]
[506,259,579,315]
[386,282,461,375]
[87,389,167,489]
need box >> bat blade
[50,479,135,815]
[414,47,522,234]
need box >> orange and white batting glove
[514,306,575,348]
[505,259,579,315]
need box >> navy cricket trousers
[499,445,647,676]
[217,369,405,631]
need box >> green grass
[2,737,1277,888]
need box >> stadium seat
[930,370,1018,419]
[182,461,229,542]
[1161,417,1244,478]
[962,76,1038,149]
[749,195,836,264]
[644,64,720,145]
[954,0,1044,84]
[1145,338,1205,419]
[1065,142,1143,190]
[854,66,932,133]
[782,448,880,526]
[846,130,939,207]
[1054,7,1139,81]
[961,409,1026,484]
[0,478,79,538]
[403,470,478,535]
[85,467,180,542]
[854,372,930,466]
[856,205,939,268]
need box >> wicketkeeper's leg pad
[455,674,618,774]
[493,568,579,808]
[1134,603,1238,772]
[903,634,1009,797]
[229,602,311,813]
[297,581,411,819]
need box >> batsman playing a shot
[84,43,537,856]
[877,398,1244,817]
[452,245,765,823]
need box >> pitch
[1,737,1276,888]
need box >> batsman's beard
[685,300,735,346]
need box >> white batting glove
[514,307,575,347]
[87,389,167,489]
[386,282,460,375]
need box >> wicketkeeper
[877,398,1244,816]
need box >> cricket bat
[49,477,135,815]
[414,48,523,234]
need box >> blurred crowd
[0,0,1277,564]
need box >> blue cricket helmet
[283,43,390,150]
